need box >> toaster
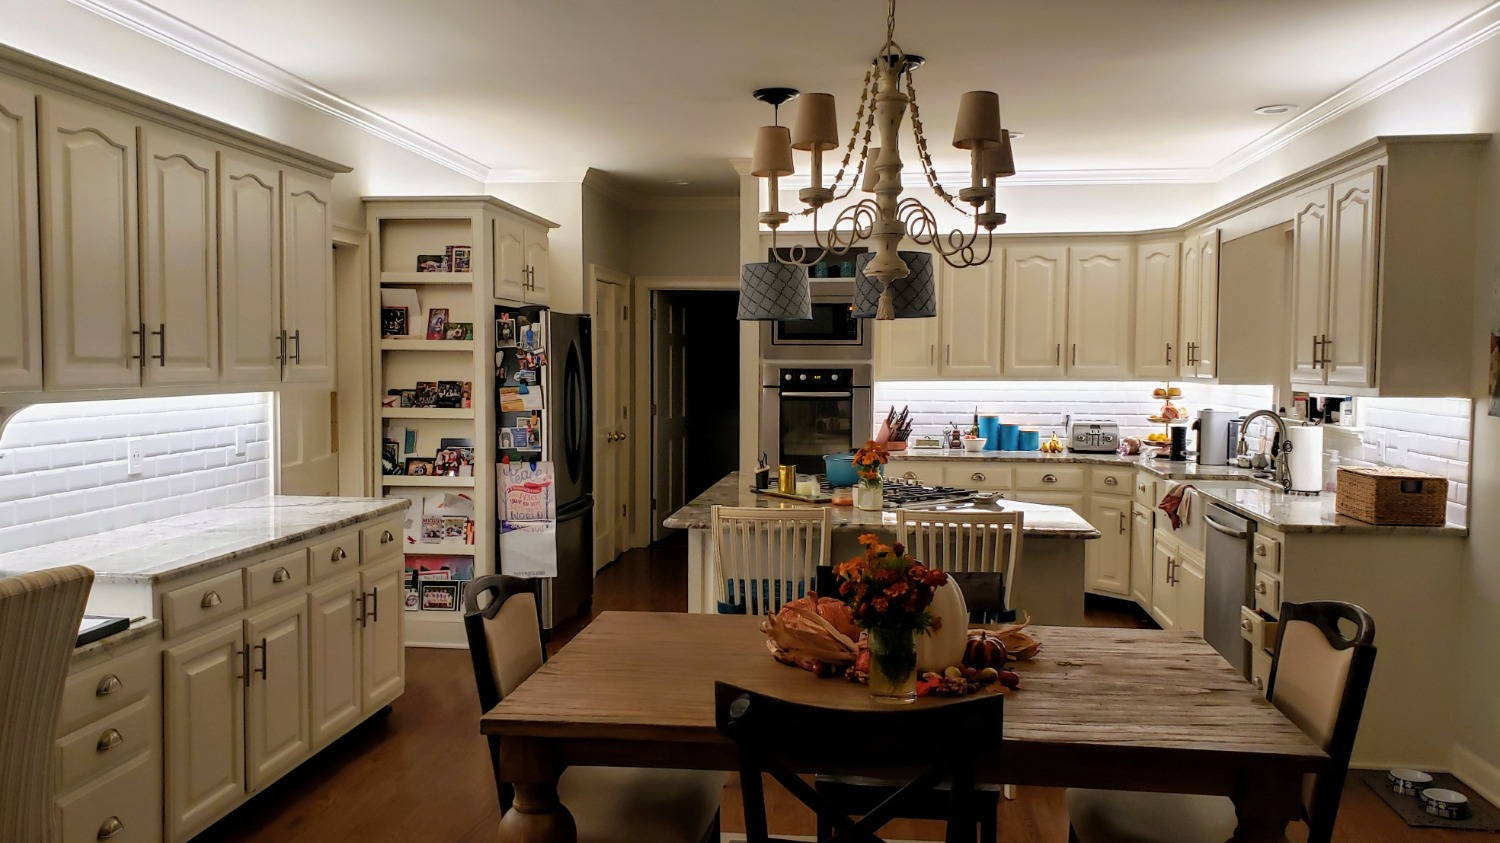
[1065,416,1120,453]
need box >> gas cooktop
[818,476,982,510]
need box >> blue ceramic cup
[978,416,1001,450]
[1018,429,1040,451]
[999,423,1020,451]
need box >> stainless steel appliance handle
[780,391,853,399]
[1203,514,1247,539]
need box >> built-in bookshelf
[365,196,556,647]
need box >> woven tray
[1336,466,1447,526]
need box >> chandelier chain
[905,69,967,215]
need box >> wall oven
[760,364,873,475]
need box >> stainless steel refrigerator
[496,305,593,628]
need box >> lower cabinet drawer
[61,643,155,734]
[1238,606,1279,654]
[1134,472,1157,506]
[55,696,154,794]
[943,465,1012,492]
[310,532,361,580]
[162,569,245,638]
[1253,570,1282,616]
[246,548,310,606]
[1092,467,1133,495]
[361,518,404,565]
[1015,465,1084,491]
[888,461,944,486]
[56,750,161,843]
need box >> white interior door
[592,278,630,569]
[652,293,689,541]
[278,390,338,495]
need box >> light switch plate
[126,439,144,476]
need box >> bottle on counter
[1324,450,1341,493]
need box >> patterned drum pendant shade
[853,251,936,318]
[737,261,812,321]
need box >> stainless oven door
[763,387,873,475]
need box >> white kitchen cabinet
[874,310,941,379]
[281,168,334,386]
[939,261,1003,377]
[164,621,245,841]
[1133,240,1178,379]
[1178,228,1220,379]
[1084,494,1131,595]
[524,225,551,304]
[244,599,311,791]
[1150,532,1178,630]
[491,214,526,301]
[1003,245,1068,377]
[1175,547,1206,636]
[1067,243,1132,378]
[0,78,40,391]
[1129,503,1153,606]
[1289,185,1330,384]
[1325,168,1381,388]
[309,574,364,748]
[1178,235,1200,381]
[1011,490,1085,514]
[140,124,218,387]
[38,92,141,390]
[886,459,945,486]
[360,562,406,710]
[219,150,282,384]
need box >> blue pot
[823,453,860,487]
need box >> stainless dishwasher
[1203,502,1255,677]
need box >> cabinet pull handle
[277,330,288,366]
[970,472,985,482]
[369,586,379,623]
[129,322,145,364]
[357,592,368,628]
[1137,483,1146,493]
[272,566,292,583]
[928,344,934,365]
[1320,334,1331,368]
[96,728,124,753]
[1165,342,1172,364]
[1311,335,1322,368]
[1256,580,1268,594]
[1119,512,1127,533]
[1071,343,1077,366]
[1167,557,1176,585]
[96,674,122,696]
[903,471,918,482]
[200,590,222,609]
[150,323,166,365]
[1241,618,1255,633]
[1255,543,1267,557]
[1104,475,1118,486]
[290,329,302,363]
[380,530,395,544]
[235,648,247,684]
[1042,473,1058,484]
[1054,343,1061,366]
[97,816,124,840]
[254,637,268,680]
[945,344,951,365]
[331,546,347,563]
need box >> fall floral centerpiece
[851,440,889,511]
[834,534,949,703]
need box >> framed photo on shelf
[446,245,472,272]
[416,254,449,272]
[462,381,473,408]
[419,581,460,611]
[420,515,445,543]
[380,306,409,337]
[399,389,416,408]
[405,457,435,476]
[444,321,473,341]
[433,447,463,476]
[425,308,450,340]
[381,394,398,408]
[381,443,402,475]
[413,382,438,408]
[435,381,463,408]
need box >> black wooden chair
[715,680,1004,843]
[1067,600,1377,843]
[464,575,726,842]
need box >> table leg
[497,736,576,843]
[1229,769,1302,843]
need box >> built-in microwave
[761,279,872,360]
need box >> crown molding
[67,0,493,183]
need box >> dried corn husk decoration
[762,596,860,670]
[970,613,1041,661]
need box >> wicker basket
[1336,466,1448,526]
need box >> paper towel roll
[1284,424,1324,493]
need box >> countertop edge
[72,618,161,664]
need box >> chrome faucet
[1236,409,1291,492]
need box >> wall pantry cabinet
[0,53,347,397]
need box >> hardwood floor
[199,534,1470,841]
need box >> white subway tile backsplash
[0,393,273,552]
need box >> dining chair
[464,574,726,843]
[710,505,832,615]
[898,510,1023,621]
[1066,600,1377,843]
[716,680,1004,843]
[0,565,94,842]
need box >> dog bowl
[1419,788,1471,820]
[1387,769,1433,796]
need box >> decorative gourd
[962,629,1009,669]
[915,578,968,672]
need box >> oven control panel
[777,368,853,391]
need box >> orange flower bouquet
[835,533,949,703]
[850,440,889,511]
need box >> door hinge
[622,305,629,320]
[652,497,658,511]
[650,403,657,416]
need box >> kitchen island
[663,472,1100,625]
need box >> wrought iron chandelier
[741,0,1015,322]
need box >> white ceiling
[92,0,1494,195]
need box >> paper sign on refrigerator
[499,461,556,522]
[499,521,557,578]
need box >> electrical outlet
[235,426,249,456]
[126,439,145,476]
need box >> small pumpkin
[962,629,1009,669]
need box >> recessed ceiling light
[1006,130,1024,139]
[1253,104,1297,115]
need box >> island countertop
[662,472,1100,539]
[0,496,408,585]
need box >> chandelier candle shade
[740,0,1015,321]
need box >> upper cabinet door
[220,150,282,384]
[1290,186,1331,384]
[1067,243,1132,379]
[140,124,218,387]
[492,215,525,301]
[281,169,334,386]
[524,227,551,304]
[1178,236,1200,374]
[0,78,41,391]
[1326,167,1382,388]
[39,93,140,390]
[1003,245,1067,377]
[940,260,1003,378]
[1133,241,1179,379]
[873,268,941,381]
[1192,229,1220,379]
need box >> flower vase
[866,627,918,704]
[854,479,883,511]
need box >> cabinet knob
[272,566,292,584]
[96,728,124,753]
[1042,473,1058,484]
[96,674,122,697]
[331,546,347,562]
[1104,475,1118,486]
[200,590,222,609]
[1253,676,1265,691]
[970,472,986,482]
[97,817,124,840]
[1256,581,1268,594]
[903,472,918,482]
[1138,483,1147,493]
[1255,544,1267,556]
[1241,618,1254,633]
[380,530,395,544]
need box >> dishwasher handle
[1203,514,1248,540]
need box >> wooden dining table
[481,612,1327,842]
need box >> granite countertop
[73,618,160,663]
[0,496,409,585]
[891,449,1467,536]
[662,472,1100,539]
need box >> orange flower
[872,597,889,612]
[884,580,910,598]
[856,533,880,547]
[853,440,890,468]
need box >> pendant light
[852,251,935,319]
[738,88,812,321]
